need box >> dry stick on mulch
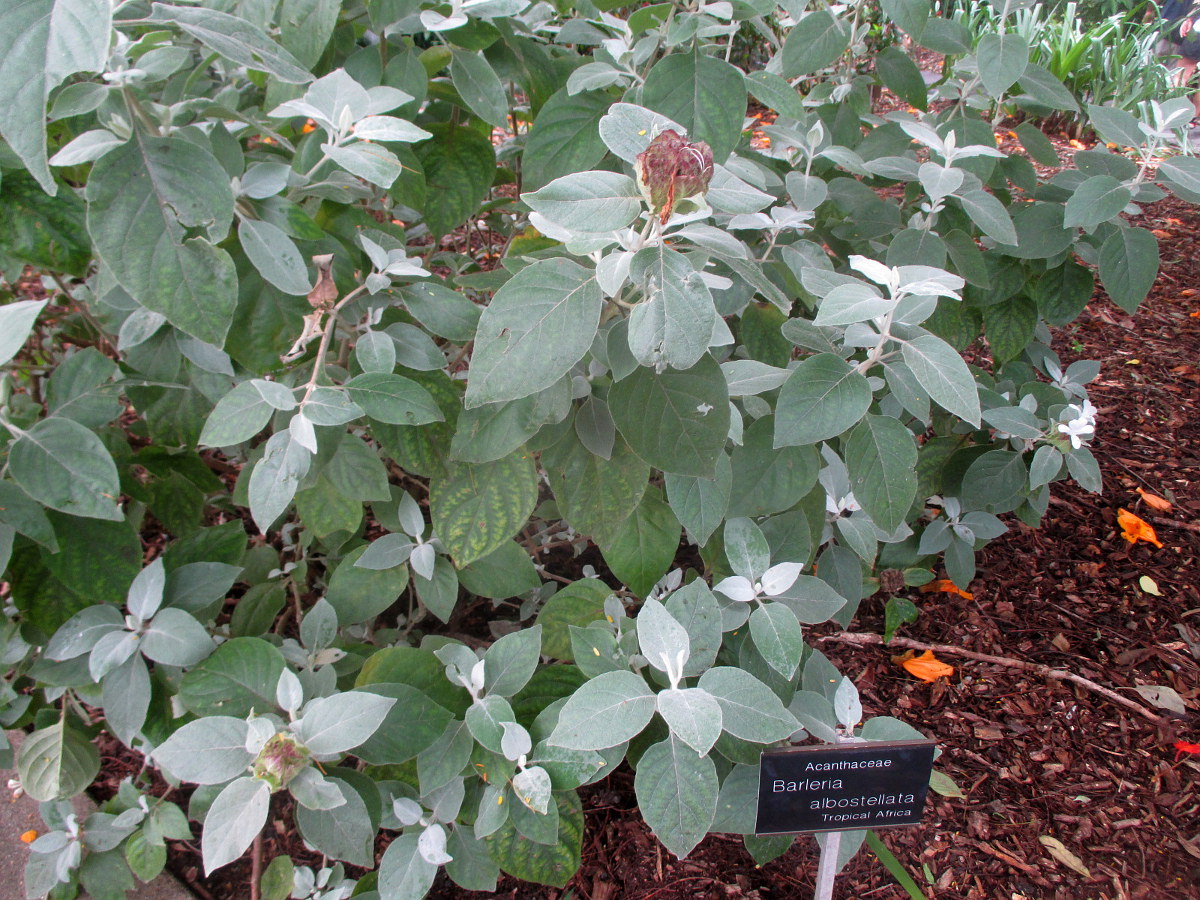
[819,632,1169,725]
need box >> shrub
[1,1,1197,897]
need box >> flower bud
[636,130,714,224]
[252,732,310,791]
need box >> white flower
[1057,399,1097,450]
[825,492,861,517]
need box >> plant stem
[300,285,369,406]
[250,830,263,900]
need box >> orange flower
[1174,740,1200,761]
[1136,488,1173,512]
[1117,508,1163,548]
[302,118,317,133]
[899,649,955,684]
[19,830,37,844]
[919,579,973,600]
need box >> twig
[819,632,1168,725]
[250,830,263,900]
[1148,515,1200,534]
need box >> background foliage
[1,0,1197,897]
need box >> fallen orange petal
[900,650,955,683]
[1069,139,1087,149]
[1117,508,1164,548]
[919,579,974,600]
[1136,487,1173,512]
[1174,740,1200,761]
[19,830,37,844]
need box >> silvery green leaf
[918,162,964,201]
[500,721,532,761]
[153,717,253,784]
[428,777,466,824]
[760,562,803,596]
[380,832,438,898]
[117,306,166,351]
[901,333,981,426]
[269,69,366,130]
[295,691,397,756]
[483,625,542,698]
[511,765,553,815]
[288,767,347,811]
[385,323,444,371]
[302,386,364,425]
[410,542,436,580]
[89,628,140,681]
[789,690,839,742]
[636,597,690,675]
[720,361,789,396]
[240,161,291,199]
[567,61,627,94]
[473,785,508,838]
[548,671,656,750]
[49,128,125,166]
[355,330,396,373]
[707,163,774,213]
[141,608,214,666]
[201,777,270,875]
[465,694,514,754]
[634,735,717,859]
[102,654,150,747]
[276,669,304,713]
[366,84,412,115]
[323,141,403,188]
[353,533,412,569]
[248,429,312,532]
[393,797,423,826]
[918,518,952,555]
[246,716,275,754]
[465,258,603,408]
[749,603,804,679]
[897,266,964,298]
[656,687,722,756]
[418,823,453,865]
[289,413,317,454]
[352,115,431,143]
[597,103,687,165]
[240,216,311,296]
[46,605,124,661]
[813,281,892,327]
[1029,444,1062,489]
[0,0,113,192]
[698,667,798,742]
[727,212,772,229]
[628,247,717,370]
[300,598,337,652]
[176,334,235,375]
[982,406,1043,439]
[523,172,643,233]
[597,250,633,297]
[833,676,862,729]
[723,517,770,581]
[713,575,756,604]
[396,490,426,538]
[149,3,311,84]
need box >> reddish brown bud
[635,130,714,224]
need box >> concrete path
[2,731,195,900]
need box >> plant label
[755,739,937,834]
